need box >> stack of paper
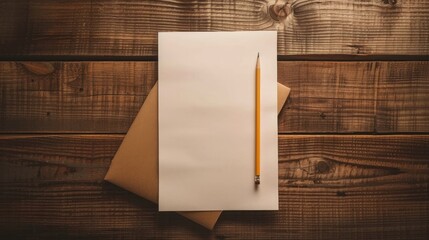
[105,31,290,229]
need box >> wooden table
[1,0,428,239]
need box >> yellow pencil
[255,53,261,185]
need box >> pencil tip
[257,52,259,58]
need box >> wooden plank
[0,62,157,133]
[278,61,429,133]
[1,61,428,133]
[0,0,428,57]
[0,134,428,239]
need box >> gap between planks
[0,55,428,62]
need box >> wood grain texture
[1,61,428,133]
[0,0,428,57]
[0,0,427,239]
[278,61,429,133]
[0,61,157,133]
[0,134,428,239]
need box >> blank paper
[158,31,278,211]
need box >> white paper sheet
[158,31,278,211]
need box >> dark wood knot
[315,160,331,174]
[336,191,347,197]
[383,0,397,5]
[268,2,289,22]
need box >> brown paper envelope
[105,82,290,229]
[277,83,290,114]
